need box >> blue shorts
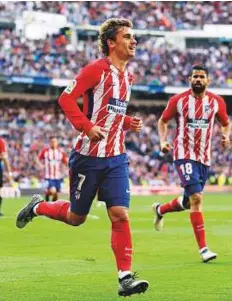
[45,179,62,193]
[68,150,130,215]
[174,159,209,197]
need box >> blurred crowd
[0,28,232,88]
[0,1,231,87]
[1,105,231,188]
[0,1,231,30]
[0,29,89,79]
[0,104,74,188]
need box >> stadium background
[1,2,232,301]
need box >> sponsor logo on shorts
[75,190,81,200]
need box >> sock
[190,212,206,250]
[45,194,50,202]
[35,200,70,224]
[118,270,131,280]
[159,197,185,215]
[111,220,132,273]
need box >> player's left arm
[216,96,231,149]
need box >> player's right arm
[58,63,107,141]
[158,95,178,153]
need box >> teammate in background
[153,65,231,262]
[37,136,68,202]
[16,18,149,296]
[0,137,13,216]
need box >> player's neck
[107,55,128,73]
[191,90,207,99]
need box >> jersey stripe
[174,98,184,159]
[193,97,203,161]
[105,70,121,156]
[198,95,209,163]
[204,98,217,164]
[188,95,197,161]
[182,96,190,159]
[80,71,106,156]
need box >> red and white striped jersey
[162,89,229,166]
[59,58,133,157]
[38,148,68,179]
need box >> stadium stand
[0,1,231,29]
[0,29,231,87]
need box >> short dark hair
[98,18,133,56]
[49,136,57,140]
[190,65,209,76]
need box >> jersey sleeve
[62,152,68,165]
[161,95,178,123]
[216,96,229,126]
[122,115,132,131]
[38,149,45,161]
[0,139,6,153]
[58,63,101,134]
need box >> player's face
[49,138,58,149]
[110,27,137,60]
[189,70,210,95]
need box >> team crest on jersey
[64,80,77,94]
[204,105,210,113]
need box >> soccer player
[37,136,68,202]
[153,65,231,262]
[16,18,149,296]
[0,137,13,216]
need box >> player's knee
[49,187,57,195]
[190,192,202,206]
[68,215,87,227]
[107,206,129,222]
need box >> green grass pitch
[1,193,232,301]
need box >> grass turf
[0,193,232,301]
